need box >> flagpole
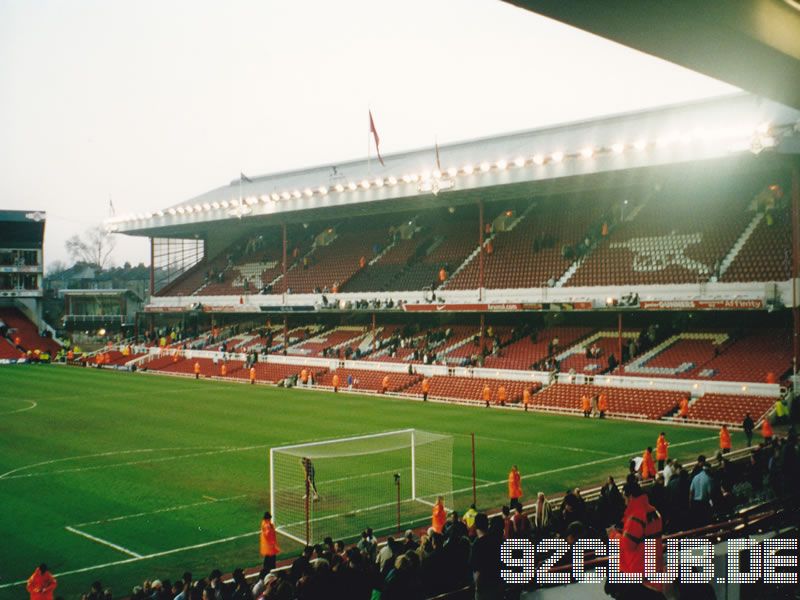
[366,110,372,177]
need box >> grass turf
[0,365,730,599]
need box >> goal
[269,429,454,544]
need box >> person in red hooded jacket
[27,564,57,600]
[608,479,665,598]
[640,447,656,480]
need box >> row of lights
[111,122,772,225]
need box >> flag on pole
[240,172,253,183]
[435,140,442,172]
[369,110,385,167]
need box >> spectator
[26,564,57,600]
[689,463,713,527]
[469,513,502,600]
[743,413,755,446]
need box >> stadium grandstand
[71,91,800,599]
[0,210,62,363]
[4,2,800,600]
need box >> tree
[46,260,68,277]
[66,226,116,269]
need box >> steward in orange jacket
[260,512,280,574]
[679,397,689,420]
[27,564,57,600]
[762,419,773,442]
[581,394,591,418]
[608,481,664,596]
[300,368,308,385]
[431,497,447,533]
[249,367,256,384]
[332,374,339,392]
[220,363,227,377]
[508,465,522,505]
[597,393,608,418]
[382,375,389,394]
[194,361,201,379]
[496,385,507,406]
[719,425,732,453]
[421,378,430,401]
[655,433,669,470]
[482,384,492,407]
[523,388,531,411]
[640,447,656,480]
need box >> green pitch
[0,366,727,599]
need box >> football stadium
[2,2,800,600]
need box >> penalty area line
[65,526,142,558]
[0,529,263,590]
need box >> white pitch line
[0,529,263,589]
[0,446,225,480]
[72,494,250,527]
[0,444,273,481]
[0,398,37,416]
[0,434,718,590]
[65,526,142,558]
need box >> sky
[0,0,738,269]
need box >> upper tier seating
[686,393,776,426]
[343,235,434,292]
[722,208,792,282]
[0,307,60,355]
[351,208,483,292]
[445,197,612,290]
[567,180,755,286]
[273,224,391,294]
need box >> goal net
[270,429,453,544]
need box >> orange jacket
[482,385,491,402]
[220,364,227,376]
[260,518,280,557]
[679,398,689,417]
[382,375,389,390]
[194,362,200,374]
[431,501,447,533]
[332,374,340,388]
[496,386,507,404]
[523,388,531,405]
[719,427,731,450]
[581,395,590,412]
[655,435,668,461]
[508,468,522,499]
[609,493,664,592]
[762,419,773,439]
[249,367,256,381]
[421,378,430,393]
[640,449,656,479]
[598,393,608,412]
[27,568,57,600]
[300,369,308,383]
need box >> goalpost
[269,429,454,545]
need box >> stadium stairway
[713,211,764,281]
